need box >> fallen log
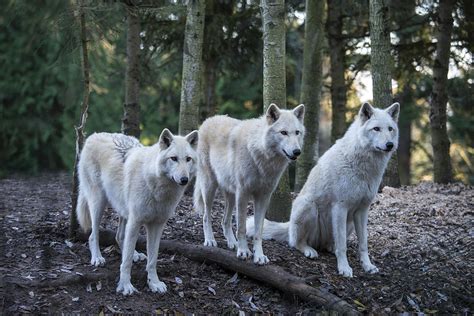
[77,229,359,315]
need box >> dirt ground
[0,172,472,314]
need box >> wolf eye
[280,131,288,136]
[388,126,393,131]
[373,127,380,132]
[170,156,178,162]
[186,157,192,162]
[295,131,300,135]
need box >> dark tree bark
[430,0,455,183]
[122,4,141,138]
[70,0,91,239]
[179,0,206,135]
[398,88,412,185]
[295,0,324,191]
[327,0,347,144]
[369,0,400,188]
[261,0,292,222]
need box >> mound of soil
[0,172,472,314]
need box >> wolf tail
[246,216,290,242]
[193,176,204,216]
[76,190,91,232]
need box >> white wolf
[194,103,305,265]
[247,102,400,277]
[76,129,198,295]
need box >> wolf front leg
[116,217,141,295]
[331,203,353,277]
[354,204,379,273]
[236,190,252,260]
[252,193,271,265]
[144,221,167,293]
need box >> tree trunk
[261,0,292,222]
[122,5,141,138]
[430,0,455,183]
[294,0,324,192]
[369,0,400,189]
[74,229,360,315]
[69,0,91,239]
[392,0,416,186]
[327,0,347,144]
[398,89,412,185]
[179,0,206,135]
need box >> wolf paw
[236,247,252,260]
[148,280,167,293]
[363,263,379,274]
[303,246,318,259]
[90,256,106,267]
[337,264,353,278]
[253,254,269,265]
[116,281,138,296]
[133,251,147,262]
[203,239,217,247]
[227,241,238,250]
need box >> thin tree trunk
[261,0,292,222]
[430,0,455,183]
[393,0,416,186]
[122,5,141,138]
[295,0,324,192]
[369,0,400,188]
[69,0,91,239]
[398,89,412,185]
[179,0,206,135]
[327,0,347,144]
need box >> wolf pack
[76,101,400,295]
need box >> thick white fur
[194,104,305,265]
[76,129,198,295]
[247,102,400,276]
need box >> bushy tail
[76,190,91,232]
[193,176,204,216]
[246,216,290,242]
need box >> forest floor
[0,172,473,315]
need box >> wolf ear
[385,102,400,122]
[359,102,374,123]
[185,130,199,149]
[158,128,174,150]
[293,104,305,123]
[266,103,281,125]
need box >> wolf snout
[179,176,189,186]
[293,149,301,157]
[385,142,394,151]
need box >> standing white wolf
[76,129,198,295]
[247,102,400,276]
[194,103,305,265]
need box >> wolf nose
[179,177,189,185]
[386,142,394,151]
[293,149,301,157]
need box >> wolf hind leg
[87,189,107,266]
[116,216,146,262]
[200,175,218,247]
[222,192,237,249]
[289,200,319,259]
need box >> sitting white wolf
[194,104,305,265]
[248,102,400,277]
[76,129,198,295]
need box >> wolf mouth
[376,146,392,152]
[283,150,297,160]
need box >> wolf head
[357,102,400,153]
[155,129,199,186]
[264,103,305,161]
